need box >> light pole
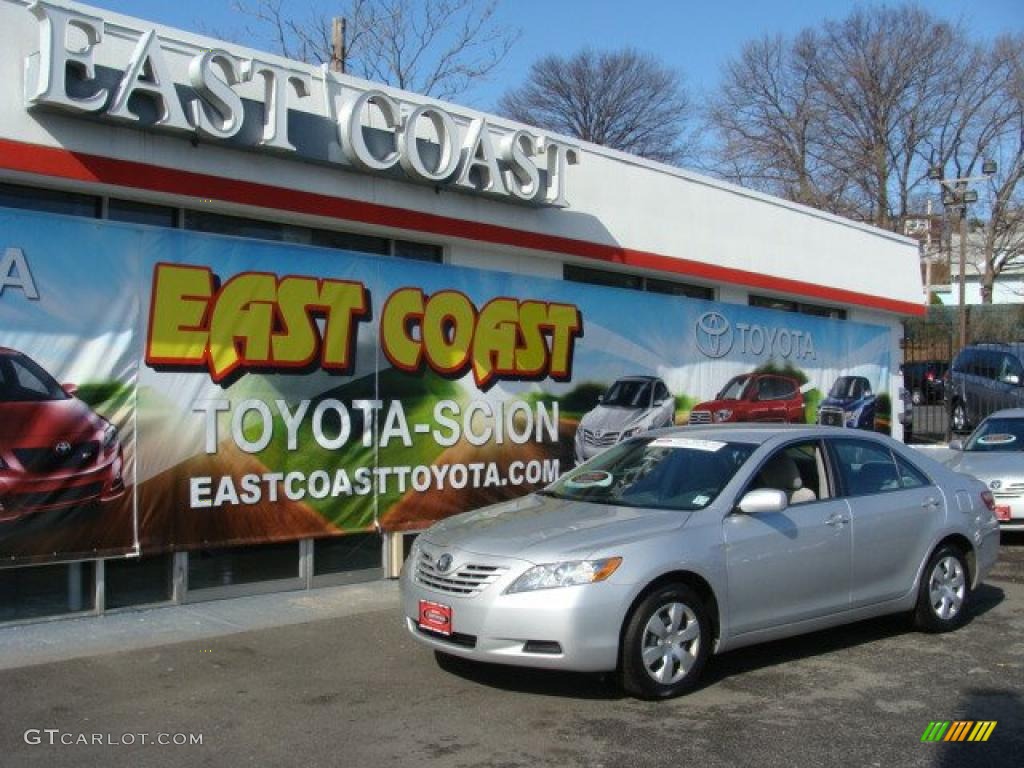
[928,160,997,351]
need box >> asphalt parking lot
[1,536,1022,768]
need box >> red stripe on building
[0,138,926,316]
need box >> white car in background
[945,408,1024,531]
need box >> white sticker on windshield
[649,437,726,452]
[564,470,615,489]
[692,494,711,507]
[977,433,1017,446]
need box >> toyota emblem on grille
[990,480,1002,490]
[436,554,453,573]
[54,441,72,456]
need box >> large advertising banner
[0,210,892,565]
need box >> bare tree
[498,48,694,165]
[230,0,518,100]
[708,34,848,210]
[706,5,1013,233]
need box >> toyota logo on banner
[695,312,734,358]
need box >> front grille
[13,441,100,473]
[818,407,843,427]
[689,410,711,424]
[993,482,1024,501]
[415,552,507,596]
[3,482,103,511]
[581,428,619,447]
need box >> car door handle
[825,513,849,527]
[921,497,941,509]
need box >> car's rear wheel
[619,584,710,699]
[914,545,971,632]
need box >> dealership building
[0,0,924,623]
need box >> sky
[78,0,1022,110]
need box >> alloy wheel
[928,556,966,620]
[640,602,701,685]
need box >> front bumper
[401,547,632,673]
[0,448,124,523]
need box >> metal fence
[902,304,1024,443]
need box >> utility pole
[330,17,346,73]
[928,160,997,352]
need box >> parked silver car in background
[402,425,1000,699]
[945,408,1024,531]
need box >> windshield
[716,375,751,401]
[829,377,864,398]
[602,380,652,408]
[965,417,1024,453]
[542,435,756,511]
[0,353,69,403]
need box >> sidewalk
[0,579,400,671]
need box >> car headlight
[843,409,859,423]
[505,557,622,594]
[621,427,642,439]
[715,409,733,422]
[102,423,119,451]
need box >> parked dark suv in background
[901,360,948,405]
[947,342,1024,433]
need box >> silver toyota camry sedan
[401,425,1000,699]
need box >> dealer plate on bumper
[418,600,453,636]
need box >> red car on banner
[689,372,806,425]
[0,348,125,523]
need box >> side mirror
[736,488,788,515]
[948,439,964,451]
[61,382,78,398]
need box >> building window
[750,294,846,320]
[646,277,714,300]
[393,239,444,263]
[0,182,100,219]
[564,264,712,299]
[108,198,179,228]
[187,542,300,591]
[0,561,95,622]
[104,554,174,609]
[313,533,382,577]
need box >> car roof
[0,347,19,356]
[655,423,872,446]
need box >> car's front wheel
[950,400,969,433]
[619,584,710,699]
[914,545,971,632]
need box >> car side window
[746,441,827,504]
[893,453,930,489]
[11,358,49,398]
[999,354,1023,384]
[655,382,670,403]
[831,439,902,496]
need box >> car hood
[579,405,653,433]
[422,493,691,562]
[0,399,105,442]
[945,451,1024,482]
